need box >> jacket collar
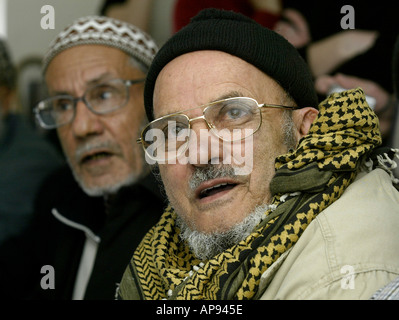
[51,172,163,239]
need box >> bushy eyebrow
[157,90,248,118]
[48,72,115,96]
[212,90,245,102]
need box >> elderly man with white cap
[0,16,163,300]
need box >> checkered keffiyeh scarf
[117,88,382,300]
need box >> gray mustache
[74,140,121,162]
[188,165,239,191]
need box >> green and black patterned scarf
[117,88,382,300]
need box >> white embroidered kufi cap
[42,15,158,72]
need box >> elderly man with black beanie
[117,9,399,300]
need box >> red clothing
[173,0,280,33]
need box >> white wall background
[5,0,174,65]
[7,0,102,63]
[0,0,7,38]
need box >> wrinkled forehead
[45,45,145,97]
[153,50,281,118]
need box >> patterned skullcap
[0,38,16,88]
[42,15,158,73]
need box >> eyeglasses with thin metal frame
[34,78,145,129]
[137,96,299,162]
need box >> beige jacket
[260,168,399,300]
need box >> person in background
[0,16,164,300]
[0,39,63,245]
[100,0,154,33]
[274,1,399,143]
[173,0,282,33]
[117,9,399,300]
[367,36,399,300]
[390,35,399,183]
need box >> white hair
[176,204,268,261]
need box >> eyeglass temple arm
[259,103,300,110]
[126,78,146,86]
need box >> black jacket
[0,165,165,300]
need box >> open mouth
[81,151,113,164]
[198,182,237,199]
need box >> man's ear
[295,107,319,139]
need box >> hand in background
[249,0,282,14]
[274,8,311,48]
[315,73,394,138]
[308,30,379,77]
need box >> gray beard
[176,204,269,261]
[66,141,145,197]
[74,171,140,197]
[67,155,141,197]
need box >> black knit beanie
[144,8,318,121]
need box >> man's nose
[187,121,224,167]
[71,99,104,138]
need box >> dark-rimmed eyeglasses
[34,78,145,129]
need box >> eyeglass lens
[141,98,261,160]
[36,79,129,128]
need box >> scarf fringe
[364,148,399,184]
